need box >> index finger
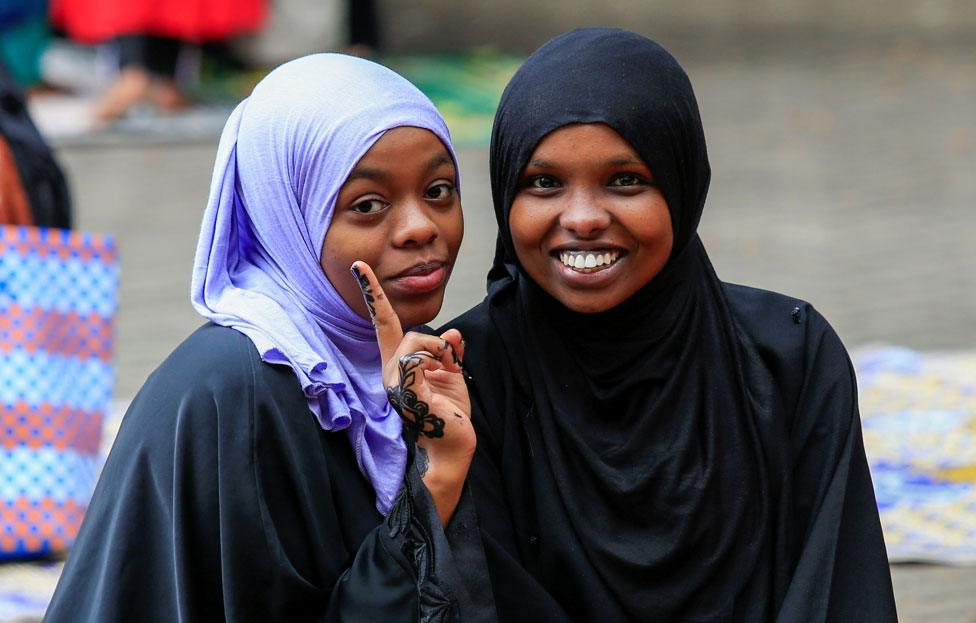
[350,261,403,363]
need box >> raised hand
[350,261,475,526]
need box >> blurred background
[1,0,974,620]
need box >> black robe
[45,323,495,622]
[446,284,897,622]
[439,27,896,621]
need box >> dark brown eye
[529,175,559,189]
[350,198,389,215]
[608,173,646,187]
[424,182,455,201]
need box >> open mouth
[555,249,623,274]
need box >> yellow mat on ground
[856,347,976,564]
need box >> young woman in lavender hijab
[46,54,495,622]
[445,29,898,621]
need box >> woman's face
[322,126,463,328]
[509,123,674,314]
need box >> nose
[391,198,438,248]
[558,189,611,238]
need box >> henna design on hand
[386,352,446,439]
[350,264,376,319]
[445,339,462,367]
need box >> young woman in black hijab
[445,28,897,621]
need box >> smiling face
[509,123,673,314]
[321,126,463,328]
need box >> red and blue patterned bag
[0,226,117,559]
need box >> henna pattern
[386,352,446,439]
[350,264,376,319]
[445,339,461,367]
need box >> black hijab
[483,29,778,620]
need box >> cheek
[320,240,356,301]
[320,223,386,311]
[439,207,464,258]
[508,200,548,258]
[630,196,673,246]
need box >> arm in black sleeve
[327,453,496,623]
[777,307,897,622]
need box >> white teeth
[557,250,621,271]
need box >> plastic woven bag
[0,226,117,559]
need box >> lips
[386,260,448,295]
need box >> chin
[393,297,444,328]
[562,300,615,314]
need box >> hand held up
[350,261,475,526]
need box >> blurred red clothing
[50,0,266,44]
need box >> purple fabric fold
[190,54,456,514]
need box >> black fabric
[348,0,380,50]
[444,28,896,622]
[0,61,72,228]
[45,324,496,623]
[115,34,181,77]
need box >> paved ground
[39,37,976,621]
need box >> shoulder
[141,323,307,409]
[149,322,258,389]
[111,325,259,458]
[120,324,313,462]
[724,282,844,361]
[722,283,853,415]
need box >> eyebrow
[345,151,454,183]
[345,167,387,183]
[425,152,454,173]
[525,155,648,170]
[608,155,646,167]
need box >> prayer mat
[856,347,976,564]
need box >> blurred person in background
[0,0,51,91]
[49,0,266,120]
[345,0,380,57]
[0,59,71,227]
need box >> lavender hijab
[191,54,457,514]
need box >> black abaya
[45,324,495,622]
[450,286,897,622]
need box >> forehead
[528,123,644,166]
[357,127,452,166]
